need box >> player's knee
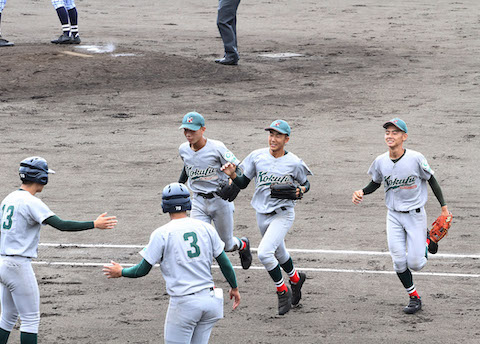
[408,257,427,271]
[257,249,276,270]
[19,312,40,334]
[0,312,19,331]
[393,259,407,273]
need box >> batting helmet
[19,157,55,185]
[161,183,192,213]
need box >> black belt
[187,287,214,296]
[197,192,216,199]
[1,255,33,259]
[397,208,421,214]
[266,206,287,216]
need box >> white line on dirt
[38,243,480,259]
[31,261,480,278]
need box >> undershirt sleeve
[121,258,153,278]
[232,174,251,189]
[178,167,188,184]
[301,179,310,193]
[43,215,94,231]
[428,175,446,207]
[362,180,381,195]
[215,251,238,288]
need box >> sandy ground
[0,0,479,343]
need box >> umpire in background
[215,0,241,65]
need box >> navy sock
[56,6,70,35]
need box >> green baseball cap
[265,119,291,136]
[383,118,408,133]
[179,112,205,131]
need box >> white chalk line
[38,243,480,259]
[31,261,480,278]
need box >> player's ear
[403,133,408,141]
[285,135,290,143]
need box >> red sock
[289,270,300,284]
[276,283,288,293]
[409,290,420,298]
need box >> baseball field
[1,0,479,343]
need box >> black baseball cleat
[51,32,73,44]
[290,272,306,306]
[215,56,239,65]
[277,287,292,315]
[427,231,438,254]
[238,237,252,270]
[0,37,14,47]
[403,295,422,314]
[71,34,81,44]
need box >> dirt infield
[1,0,479,343]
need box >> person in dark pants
[215,0,241,65]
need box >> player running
[103,183,240,344]
[352,118,451,314]
[0,157,117,344]
[178,112,252,269]
[221,119,312,315]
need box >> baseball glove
[216,181,241,202]
[429,213,453,243]
[270,183,302,200]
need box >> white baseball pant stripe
[387,207,428,273]
[164,288,223,344]
[52,0,76,10]
[0,256,40,334]
[256,207,295,271]
[191,194,237,251]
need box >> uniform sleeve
[367,159,383,184]
[217,142,241,166]
[294,159,313,184]
[417,154,434,180]
[238,152,256,180]
[27,198,55,226]
[206,223,225,258]
[140,230,165,266]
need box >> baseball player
[0,157,117,344]
[352,118,450,314]
[50,0,81,44]
[103,183,240,344]
[178,112,252,270]
[0,1,14,47]
[221,119,312,315]
[215,0,241,65]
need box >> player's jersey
[140,217,225,297]
[179,138,240,194]
[368,149,434,212]
[239,148,312,214]
[0,189,55,258]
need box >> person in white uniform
[352,118,451,314]
[178,112,252,270]
[0,157,117,344]
[221,119,312,316]
[103,182,240,344]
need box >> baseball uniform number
[2,205,15,230]
[183,232,201,258]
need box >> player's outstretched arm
[94,212,118,229]
[44,212,117,231]
[427,175,450,216]
[103,259,153,279]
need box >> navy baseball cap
[179,112,205,131]
[265,119,291,136]
[383,118,408,133]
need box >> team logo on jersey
[186,165,218,181]
[223,150,240,165]
[421,159,434,174]
[256,171,291,187]
[384,175,417,192]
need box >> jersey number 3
[183,232,201,258]
[1,205,14,230]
